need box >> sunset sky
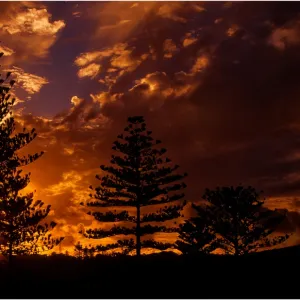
[1,1,300,253]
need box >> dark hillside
[1,246,299,298]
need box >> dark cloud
[5,1,300,251]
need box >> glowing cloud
[191,55,209,74]
[77,63,101,79]
[74,51,105,67]
[75,43,148,84]
[110,49,144,71]
[45,170,83,197]
[0,8,65,35]
[74,43,128,67]
[90,92,118,106]
[6,66,48,94]
[0,4,65,60]
[0,45,14,56]
[227,24,239,37]
[182,32,198,47]
[71,96,84,107]
[157,3,187,23]
[269,21,300,50]
[163,39,178,59]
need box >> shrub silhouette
[202,185,289,255]
[0,54,63,264]
[175,203,216,254]
[81,116,187,256]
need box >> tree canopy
[175,203,216,255]
[202,185,289,255]
[0,54,63,263]
[81,116,187,256]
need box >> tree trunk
[135,144,142,257]
[234,238,239,256]
[8,221,13,267]
[8,240,13,266]
[136,204,141,256]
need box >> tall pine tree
[0,54,63,263]
[202,185,289,256]
[82,116,187,256]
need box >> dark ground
[1,246,300,299]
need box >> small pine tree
[175,204,216,255]
[82,116,187,256]
[0,56,63,263]
[202,185,289,256]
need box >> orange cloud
[45,170,83,197]
[0,44,14,56]
[191,54,209,74]
[0,8,65,35]
[70,96,84,107]
[157,3,187,23]
[72,11,82,18]
[90,2,157,44]
[227,24,239,37]
[269,21,300,50]
[163,39,178,59]
[75,43,149,86]
[6,66,48,94]
[75,43,128,67]
[191,3,206,13]
[183,35,198,48]
[98,19,132,31]
[6,1,300,254]
[110,50,147,74]
[77,63,101,79]
[127,71,198,109]
[0,3,65,61]
[90,92,120,106]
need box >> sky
[1,1,300,253]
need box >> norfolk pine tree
[202,185,289,256]
[175,203,216,255]
[82,116,187,256]
[0,54,63,263]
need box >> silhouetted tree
[202,185,289,256]
[175,204,216,254]
[0,55,63,263]
[82,116,187,256]
[74,242,94,259]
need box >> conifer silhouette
[0,54,63,264]
[82,116,187,256]
[175,204,216,254]
[202,185,289,255]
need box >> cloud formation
[0,44,14,56]
[7,66,49,94]
[4,1,300,252]
[269,20,300,50]
[0,8,65,35]
[0,2,65,62]
[75,43,149,86]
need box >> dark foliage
[175,204,216,254]
[202,185,289,255]
[81,116,187,255]
[0,55,63,263]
